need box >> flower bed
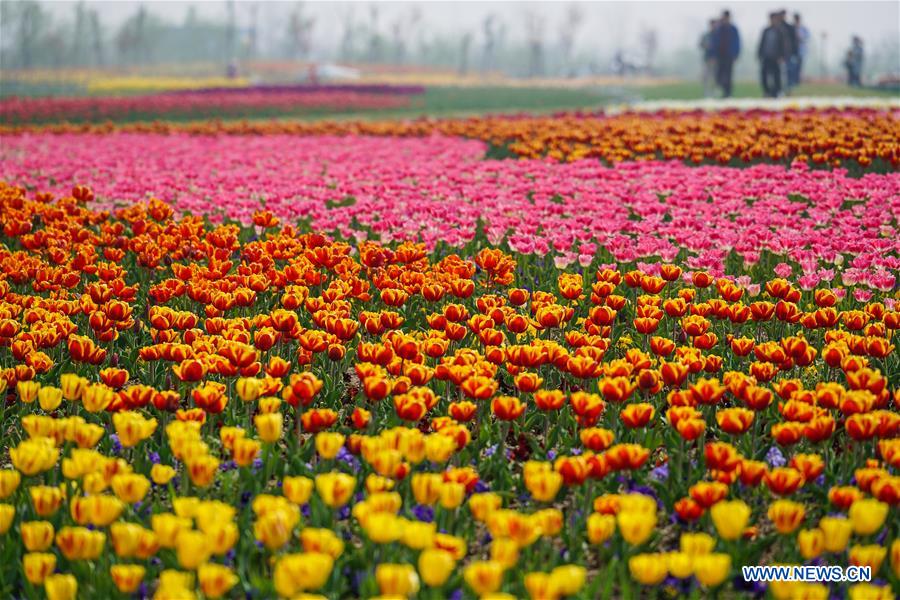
[0,86,423,124]
[0,178,897,599]
[1,133,897,287]
[2,108,897,170]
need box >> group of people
[756,10,810,97]
[700,9,875,98]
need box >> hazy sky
[39,1,900,61]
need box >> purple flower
[649,463,669,482]
[412,505,434,523]
[765,446,786,468]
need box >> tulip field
[0,105,898,600]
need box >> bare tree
[458,31,472,75]
[287,3,315,60]
[559,5,583,77]
[72,1,87,66]
[390,16,405,64]
[481,14,496,72]
[225,0,236,63]
[90,9,104,66]
[640,28,658,73]
[366,5,382,63]
[525,10,545,77]
[339,9,355,61]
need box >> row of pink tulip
[1,132,897,291]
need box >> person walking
[844,36,864,86]
[758,12,787,97]
[700,18,719,97]
[789,13,810,87]
[778,10,798,94]
[714,10,741,97]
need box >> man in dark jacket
[778,10,798,93]
[758,12,787,97]
[713,10,741,97]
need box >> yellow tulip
[110,564,146,593]
[849,544,887,574]
[21,520,54,551]
[629,553,667,585]
[254,506,299,550]
[55,526,105,560]
[680,532,715,556]
[315,432,345,459]
[70,494,124,527]
[524,572,554,600]
[254,412,283,443]
[23,552,56,584]
[82,383,115,412]
[364,512,404,544]
[204,521,239,555]
[0,470,21,499]
[587,512,616,544]
[418,548,455,587]
[110,522,144,557]
[490,538,520,569]
[283,476,314,505]
[848,584,895,600]
[113,411,157,447]
[232,437,262,467]
[300,528,345,559]
[848,498,888,536]
[617,510,656,545]
[819,516,852,553]
[236,377,262,402]
[534,508,563,537]
[152,513,193,548]
[30,485,65,517]
[10,438,59,476]
[411,473,443,506]
[194,500,236,532]
[112,473,151,503]
[710,499,751,541]
[550,565,586,596]
[151,464,177,485]
[798,528,825,559]
[524,468,563,503]
[375,563,420,597]
[693,553,731,587]
[667,552,694,579]
[17,380,40,403]
[469,492,503,521]
[315,472,356,508]
[186,455,219,487]
[463,560,504,597]
[37,386,63,411]
[175,529,210,570]
[273,552,333,596]
[198,563,238,598]
[44,573,78,600]
[155,570,195,599]
[400,520,436,550]
[60,373,87,401]
[0,504,15,534]
[439,481,466,509]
